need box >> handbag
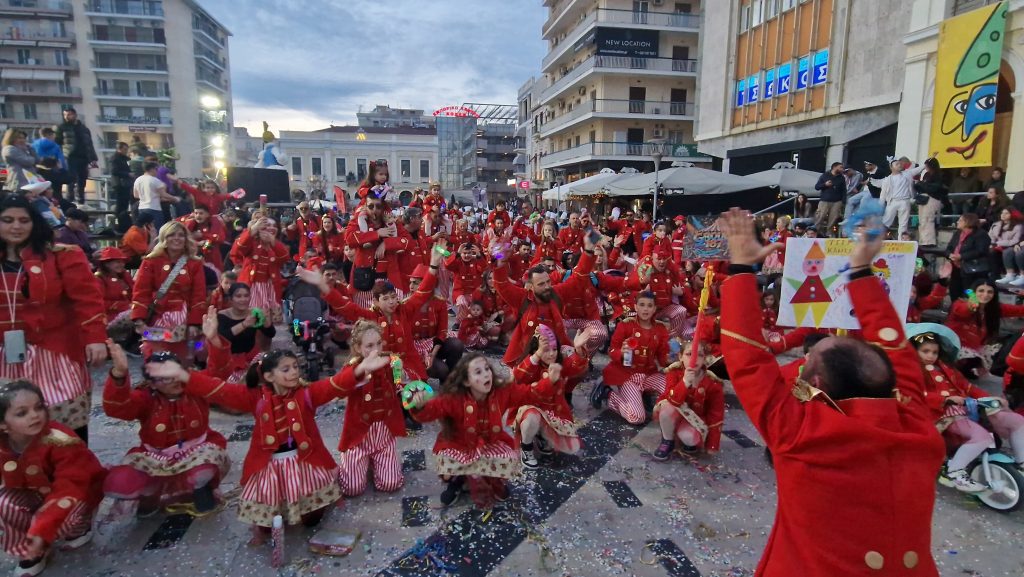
[145,255,189,323]
[961,258,990,275]
[914,193,931,206]
[352,266,375,292]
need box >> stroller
[284,276,333,381]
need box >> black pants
[426,337,464,382]
[66,157,90,204]
[113,182,132,233]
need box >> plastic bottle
[271,515,284,567]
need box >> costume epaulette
[621,317,636,323]
[41,427,81,447]
[51,243,74,252]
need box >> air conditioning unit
[653,129,665,138]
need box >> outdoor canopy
[600,165,763,197]
[743,165,823,195]
[541,168,637,200]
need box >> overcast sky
[201,0,547,135]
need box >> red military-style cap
[410,264,431,280]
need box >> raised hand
[107,340,129,379]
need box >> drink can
[623,348,633,367]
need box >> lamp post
[651,149,663,222]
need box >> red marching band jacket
[921,361,987,421]
[183,365,362,484]
[944,299,1024,351]
[657,369,725,452]
[411,295,449,341]
[10,246,107,362]
[511,354,587,422]
[94,270,134,318]
[0,424,106,545]
[444,254,488,301]
[229,229,290,299]
[557,226,584,255]
[560,270,626,321]
[286,215,323,259]
[130,254,207,326]
[493,251,595,364]
[721,272,944,577]
[343,216,406,290]
[335,360,406,452]
[602,318,670,386]
[183,216,227,271]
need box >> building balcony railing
[0,0,71,15]
[193,25,225,47]
[542,99,696,136]
[0,29,74,43]
[87,33,164,46]
[543,8,700,70]
[541,55,698,104]
[0,85,80,97]
[0,58,77,70]
[91,60,167,73]
[0,113,64,125]
[94,87,169,99]
[539,140,702,168]
[97,115,171,125]
[197,77,227,93]
[85,1,163,17]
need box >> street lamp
[651,148,663,222]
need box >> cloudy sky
[201,0,548,135]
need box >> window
[589,130,596,143]
[336,158,346,180]
[782,0,796,9]
[752,0,764,26]
[400,159,411,179]
[668,130,684,144]
[16,49,31,65]
[291,157,302,176]
[55,50,68,66]
[766,0,779,18]
[357,158,367,181]
[22,103,36,120]
[419,159,430,179]
[740,4,751,31]
[311,157,322,176]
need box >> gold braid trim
[720,329,770,352]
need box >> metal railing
[97,115,171,125]
[87,32,164,44]
[542,98,695,135]
[541,55,698,103]
[91,59,166,72]
[540,141,701,167]
[86,1,163,16]
[0,29,74,41]
[1,58,77,68]
[0,113,63,125]
[0,85,80,96]
[0,0,71,13]
[94,87,170,98]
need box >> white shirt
[869,165,926,203]
[133,174,165,211]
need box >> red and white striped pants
[656,304,688,338]
[0,488,92,557]
[0,344,88,408]
[249,280,279,313]
[337,421,402,496]
[608,373,666,424]
[454,294,472,321]
[238,451,340,526]
[563,318,608,356]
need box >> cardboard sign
[681,216,729,261]
[777,238,917,329]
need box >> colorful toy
[401,380,434,410]
[252,307,265,329]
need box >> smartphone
[4,330,26,364]
[587,228,603,246]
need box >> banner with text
[681,216,729,261]
[595,28,660,58]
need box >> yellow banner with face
[929,2,1007,168]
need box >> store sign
[764,68,776,99]
[672,144,700,157]
[736,79,746,107]
[796,56,810,90]
[519,180,531,189]
[812,49,829,85]
[777,63,792,95]
[129,126,158,133]
[595,27,660,58]
[747,74,760,104]
[432,106,480,118]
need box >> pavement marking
[723,429,759,448]
[228,423,253,442]
[142,514,194,550]
[376,411,644,576]
[724,393,742,410]
[401,449,427,473]
[602,480,643,508]
[645,538,702,577]
[401,496,432,528]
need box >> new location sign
[595,28,660,58]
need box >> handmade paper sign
[777,238,917,329]
[681,216,730,261]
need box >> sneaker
[590,383,610,410]
[1011,277,1024,287]
[535,436,553,456]
[680,443,698,454]
[16,556,46,577]
[940,468,987,493]
[440,477,464,507]
[192,485,217,514]
[520,445,539,469]
[998,273,1018,284]
[60,530,92,551]
[653,439,675,461]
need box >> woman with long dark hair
[0,195,107,439]
[945,279,1024,377]
[944,213,992,300]
[216,283,276,383]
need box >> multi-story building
[696,0,911,174]
[896,0,1024,189]
[0,1,80,134]
[357,104,434,129]
[536,0,706,185]
[515,77,542,202]
[276,125,438,204]
[0,0,231,178]
[436,102,518,204]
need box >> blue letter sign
[777,63,792,96]
[812,49,829,85]
[747,74,760,104]
[797,56,810,90]
[736,79,746,107]
[764,68,776,99]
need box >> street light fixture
[210,134,225,147]
[200,95,221,109]
[649,142,664,222]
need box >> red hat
[673,215,685,222]
[410,264,430,279]
[97,247,128,262]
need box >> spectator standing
[945,213,993,300]
[842,167,869,221]
[31,127,67,204]
[1,129,38,193]
[108,141,133,233]
[813,163,846,236]
[55,208,96,258]
[55,107,98,205]
[868,158,926,239]
[915,157,947,246]
[133,161,177,229]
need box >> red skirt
[237,450,340,527]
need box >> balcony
[0,0,71,17]
[87,33,165,50]
[0,29,74,46]
[541,99,696,137]
[0,112,64,126]
[193,25,225,48]
[94,87,169,100]
[541,55,698,104]
[539,141,706,169]
[197,76,228,93]
[194,49,226,70]
[0,58,77,70]
[543,8,700,71]
[97,114,171,126]
[91,60,167,74]
[85,1,163,18]
[0,85,80,98]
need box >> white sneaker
[997,273,1017,284]
[14,556,46,577]
[520,447,539,469]
[60,530,92,551]
[1011,277,1024,287]
[941,468,987,493]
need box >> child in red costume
[598,291,670,424]
[457,301,499,349]
[652,340,724,460]
[408,354,554,508]
[0,381,105,576]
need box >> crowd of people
[0,150,1021,576]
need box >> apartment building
[536,0,706,184]
[0,0,231,177]
[357,104,434,129]
[515,76,542,199]
[696,0,911,174]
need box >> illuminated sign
[432,106,480,118]
[519,180,531,189]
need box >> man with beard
[493,233,597,366]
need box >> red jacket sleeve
[410,394,457,423]
[28,432,103,544]
[229,228,254,265]
[56,248,108,344]
[434,300,448,342]
[607,322,628,365]
[1000,303,1024,318]
[1007,332,1024,374]
[129,258,156,322]
[554,251,595,300]
[916,284,947,312]
[324,289,374,321]
[308,365,361,406]
[101,372,151,421]
[400,270,438,313]
[184,372,257,413]
[186,260,207,326]
[704,379,725,453]
[663,368,687,406]
[493,261,526,310]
